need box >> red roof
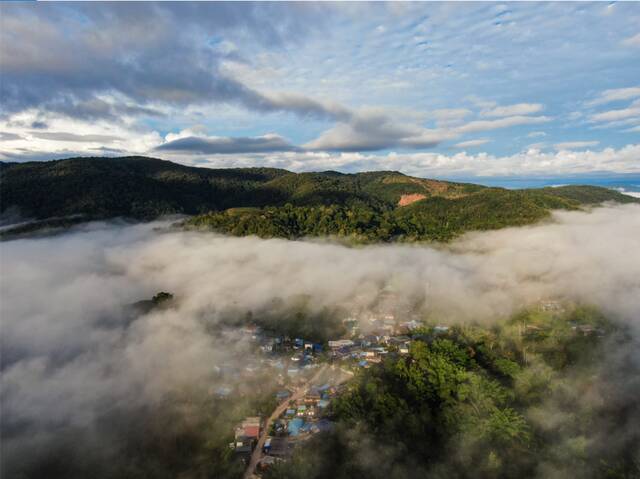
[243,425,260,438]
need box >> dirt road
[242,364,329,479]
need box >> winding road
[243,364,329,479]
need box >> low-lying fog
[2,203,640,475]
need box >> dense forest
[185,185,637,242]
[266,307,639,479]
[3,156,634,241]
[0,156,484,221]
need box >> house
[235,417,261,440]
[328,339,355,349]
[268,437,291,457]
[360,334,379,347]
[434,325,450,334]
[288,417,305,436]
[389,335,411,344]
[306,388,321,402]
[576,324,596,335]
[317,383,331,393]
[402,320,421,331]
[276,390,290,401]
[540,300,565,313]
[296,405,307,416]
[233,440,253,460]
[273,419,287,434]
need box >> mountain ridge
[1,156,637,241]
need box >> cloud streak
[155,133,298,154]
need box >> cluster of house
[226,313,458,473]
[256,383,338,471]
[328,333,414,368]
[209,326,328,394]
[539,300,566,314]
[215,317,453,402]
[342,312,425,337]
[527,299,605,337]
[230,416,262,460]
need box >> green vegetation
[130,291,176,315]
[0,156,289,220]
[11,390,278,479]
[2,156,635,242]
[186,185,636,242]
[0,156,476,221]
[266,307,639,479]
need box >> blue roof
[288,418,304,436]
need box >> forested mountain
[1,156,636,241]
[265,307,638,479]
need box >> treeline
[185,185,631,242]
[0,156,475,221]
[266,307,639,479]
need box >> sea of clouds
[2,203,640,476]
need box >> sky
[1,2,639,179]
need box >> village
[226,300,447,478]
[223,297,597,477]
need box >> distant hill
[1,156,637,241]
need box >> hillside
[1,156,636,241]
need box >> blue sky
[0,2,639,178]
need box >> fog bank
[1,203,640,475]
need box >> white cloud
[453,139,490,148]
[586,86,640,106]
[481,103,544,117]
[554,141,600,150]
[302,109,443,151]
[527,131,546,138]
[589,100,640,122]
[304,105,550,152]
[0,110,163,161]
[454,115,551,134]
[526,142,548,150]
[431,108,472,127]
[170,143,640,178]
[156,132,296,154]
[621,33,640,47]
